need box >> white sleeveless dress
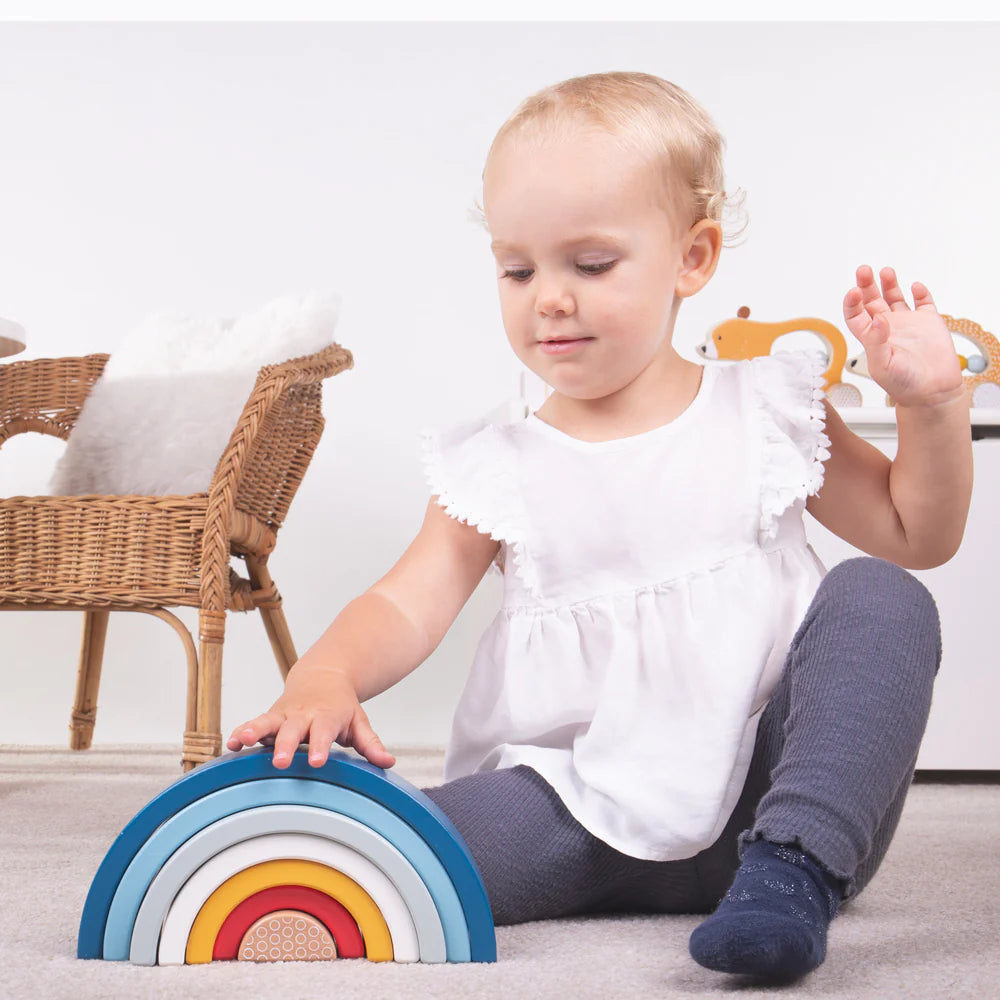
[423,354,831,861]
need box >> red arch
[213,884,366,960]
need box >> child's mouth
[539,337,593,355]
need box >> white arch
[155,832,419,965]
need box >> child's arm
[226,499,500,769]
[806,266,973,570]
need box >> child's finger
[878,266,908,311]
[854,263,876,289]
[855,265,890,314]
[226,720,256,749]
[303,713,345,768]
[911,281,937,312]
[270,716,310,769]
[843,287,874,341]
[358,733,396,769]
[351,709,396,769]
[226,712,282,750]
[225,728,249,751]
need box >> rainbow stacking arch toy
[77,748,496,965]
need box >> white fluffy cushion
[48,291,339,496]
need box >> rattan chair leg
[258,604,298,680]
[183,609,226,771]
[134,608,200,736]
[70,610,110,750]
[245,555,298,679]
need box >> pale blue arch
[103,778,467,962]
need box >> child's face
[483,127,712,402]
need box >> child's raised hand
[843,265,964,408]
[225,667,396,771]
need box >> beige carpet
[2,745,998,999]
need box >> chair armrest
[0,354,109,447]
[197,343,353,612]
[209,342,353,528]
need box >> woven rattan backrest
[0,354,109,446]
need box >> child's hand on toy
[226,667,396,771]
[843,265,964,408]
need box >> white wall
[1,21,997,748]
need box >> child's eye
[577,260,616,276]
[501,268,534,282]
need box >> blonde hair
[485,71,746,242]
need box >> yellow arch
[185,859,393,964]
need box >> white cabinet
[805,410,1000,770]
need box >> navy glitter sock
[688,839,842,982]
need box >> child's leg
[690,556,942,980]
[745,555,941,892]
[423,764,718,925]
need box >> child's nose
[535,282,575,318]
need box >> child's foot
[688,839,842,983]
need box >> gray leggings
[423,558,942,926]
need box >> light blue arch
[104,781,466,962]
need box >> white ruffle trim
[752,352,832,541]
[421,421,543,599]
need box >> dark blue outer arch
[77,747,496,962]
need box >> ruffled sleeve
[751,352,832,541]
[421,419,542,598]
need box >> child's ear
[675,219,723,298]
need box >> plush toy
[846,314,1000,408]
[698,307,863,407]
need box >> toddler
[228,72,972,983]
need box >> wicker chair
[0,343,353,769]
